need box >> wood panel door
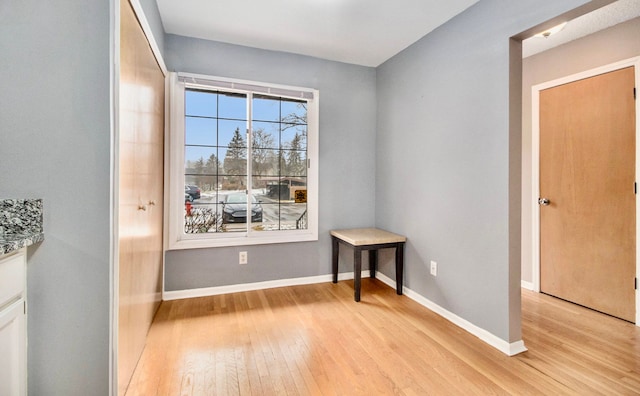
[539,67,636,322]
[118,0,165,394]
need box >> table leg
[354,247,362,302]
[395,242,404,295]
[332,236,339,283]
[369,249,377,279]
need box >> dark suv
[185,185,201,200]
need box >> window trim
[166,72,319,249]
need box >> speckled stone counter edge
[1,199,44,255]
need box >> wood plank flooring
[125,279,640,395]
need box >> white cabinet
[0,249,26,396]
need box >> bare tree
[251,128,276,179]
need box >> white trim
[165,270,527,356]
[520,280,534,291]
[163,272,359,301]
[531,57,640,324]
[403,286,528,356]
[507,341,529,356]
[531,84,541,293]
[109,0,119,394]
[375,273,527,356]
[178,72,315,100]
[162,68,171,311]
[128,0,167,76]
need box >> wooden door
[540,67,636,322]
[118,0,165,394]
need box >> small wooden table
[331,228,406,302]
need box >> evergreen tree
[194,157,205,174]
[192,156,206,189]
[223,128,247,188]
[205,153,220,174]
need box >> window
[168,73,319,249]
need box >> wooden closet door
[118,0,165,394]
[539,67,636,322]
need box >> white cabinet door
[0,300,26,396]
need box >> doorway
[531,58,640,323]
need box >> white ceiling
[523,0,640,58]
[156,0,479,67]
[156,0,640,66]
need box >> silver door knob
[538,198,550,206]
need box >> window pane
[281,100,306,124]
[219,120,246,148]
[185,117,217,146]
[281,125,307,150]
[218,93,246,120]
[219,144,247,178]
[282,150,307,177]
[252,122,279,149]
[186,90,217,117]
[185,147,220,174]
[219,184,252,233]
[252,147,279,177]
[253,95,279,122]
[184,176,217,199]
[184,203,221,234]
[253,176,307,231]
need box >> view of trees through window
[184,89,308,234]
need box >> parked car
[185,185,201,200]
[185,192,193,203]
[220,192,263,223]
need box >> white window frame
[166,72,319,249]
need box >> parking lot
[190,190,306,230]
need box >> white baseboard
[164,271,528,356]
[521,280,534,291]
[376,272,527,356]
[163,272,358,301]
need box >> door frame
[531,56,640,324]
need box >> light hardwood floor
[125,279,640,395]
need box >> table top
[330,228,406,246]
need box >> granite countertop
[0,199,44,255]
[0,232,45,255]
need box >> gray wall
[521,16,640,284]
[139,0,165,58]
[375,0,593,343]
[164,35,377,290]
[0,1,111,394]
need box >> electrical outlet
[430,260,437,276]
[239,251,248,265]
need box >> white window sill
[167,230,318,250]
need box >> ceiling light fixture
[535,21,568,38]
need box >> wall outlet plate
[239,251,248,265]
[430,260,437,276]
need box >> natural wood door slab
[539,66,636,322]
[118,0,165,394]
